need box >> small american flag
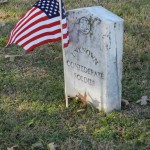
[6,0,69,53]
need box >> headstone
[64,6,124,113]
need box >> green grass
[0,0,150,149]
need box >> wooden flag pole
[58,0,68,108]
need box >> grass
[0,0,150,149]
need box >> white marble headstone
[64,6,124,113]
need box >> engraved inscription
[79,17,90,34]
[72,47,99,65]
[74,73,95,86]
[67,60,104,79]
[67,59,104,86]
[67,47,104,86]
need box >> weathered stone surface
[65,6,124,113]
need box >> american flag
[6,0,69,53]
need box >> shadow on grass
[122,22,150,101]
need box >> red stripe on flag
[11,12,45,43]
[6,7,37,46]
[64,40,69,48]
[62,23,67,29]
[20,29,61,47]
[7,7,40,45]
[11,7,37,35]
[13,9,43,36]
[63,31,69,39]
[12,16,48,44]
[15,20,61,44]
[25,38,61,53]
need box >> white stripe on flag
[63,36,69,44]
[8,8,36,44]
[14,17,61,43]
[9,8,40,43]
[18,26,61,45]
[23,34,62,50]
[11,12,46,43]
[12,8,40,34]
[62,28,68,34]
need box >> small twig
[5,55,23,62]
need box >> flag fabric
[6,0,69,53]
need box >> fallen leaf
[5,55,23,62]
[136,96,150,106]
[78,91,87,106]
[47,142,58,150]
[78,124,87,132]
[121,99,130,108]
[77,109,85,113]
[122,99,129,105]
[32,142,44,149]
[7,145,19,150]
[78,124,86,129]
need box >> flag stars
[34,0,66,19]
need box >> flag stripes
[7,7,38,45]
[6,4,69,52]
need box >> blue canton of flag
[35,0,66,19]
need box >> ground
[0,0,150,149]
